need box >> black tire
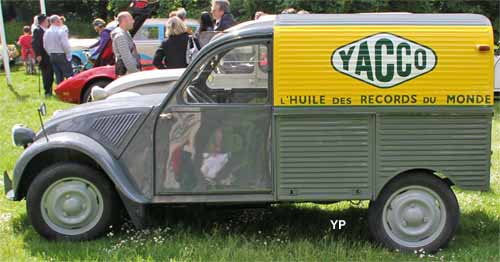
[367,173,459,252]
[71,56,83,75]
[81,79,112,103]
[26,162,120,240]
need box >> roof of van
[275,13,491,26]
[204,13,491,52]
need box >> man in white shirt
[43,15,73,84]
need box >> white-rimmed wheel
[27,163,119,240]
[368,173,459,252]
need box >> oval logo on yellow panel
[331,33,437,88]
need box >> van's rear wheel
[26,163,119,240]
[368,173,459,252]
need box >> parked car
[495,54,499,97]
[0,43,19,67]
[54,60,156,103]
[89,43,266,102]
[91,68,184,101]
[6,14,495,253]
[69,38,96,73]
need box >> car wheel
[26,162,119,240]
[367,173,459,252]
[71,56,83,75]
[82,80,111,103]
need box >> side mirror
[38,103,47,116]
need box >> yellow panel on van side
[273,26,494,106]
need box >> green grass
[0,70,499,261]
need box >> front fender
[72,51,88,64]
[12,132,148,203]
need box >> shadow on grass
[151,204,370,241]
[7,84,29,101]
[8,204,498,260]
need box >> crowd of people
[16,14,74,97]
[17,0,309,97]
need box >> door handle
[160,113,173,120]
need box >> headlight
[52,110,64,117]
[12,124,35,148]
[91,86,108,101]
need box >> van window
[183,44,269,104]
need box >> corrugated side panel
[91,113,142,148]
[376,113,491,194]
[276,114,372,200]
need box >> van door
[154,40,273,196]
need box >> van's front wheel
[26,163,119,240]
[367,173,459,252]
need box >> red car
[55,62,155,104]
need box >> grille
[91,113,142,147]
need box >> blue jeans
[50,53,73,84]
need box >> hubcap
[41,177,103,235]
[382,185,446,248]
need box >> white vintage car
[495,55,499,96]
[91,69,185,101]
[91,43,269,101]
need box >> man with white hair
[176,7,187,21]
[175,7,194,34]
[111,11,141,76]
[43,14,73,84]
[211,0,235,31]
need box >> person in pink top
[17,26,35,72]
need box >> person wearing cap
[89,18,113,65]
[31,14,54,97]
[43,14,73,84]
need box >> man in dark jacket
[212,0,235,32]
[32,14,54,97]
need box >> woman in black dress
[153,16,194,69]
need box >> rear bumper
[3,171,14,201]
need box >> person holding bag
[153,16,200,69]
[111,12,141,76]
